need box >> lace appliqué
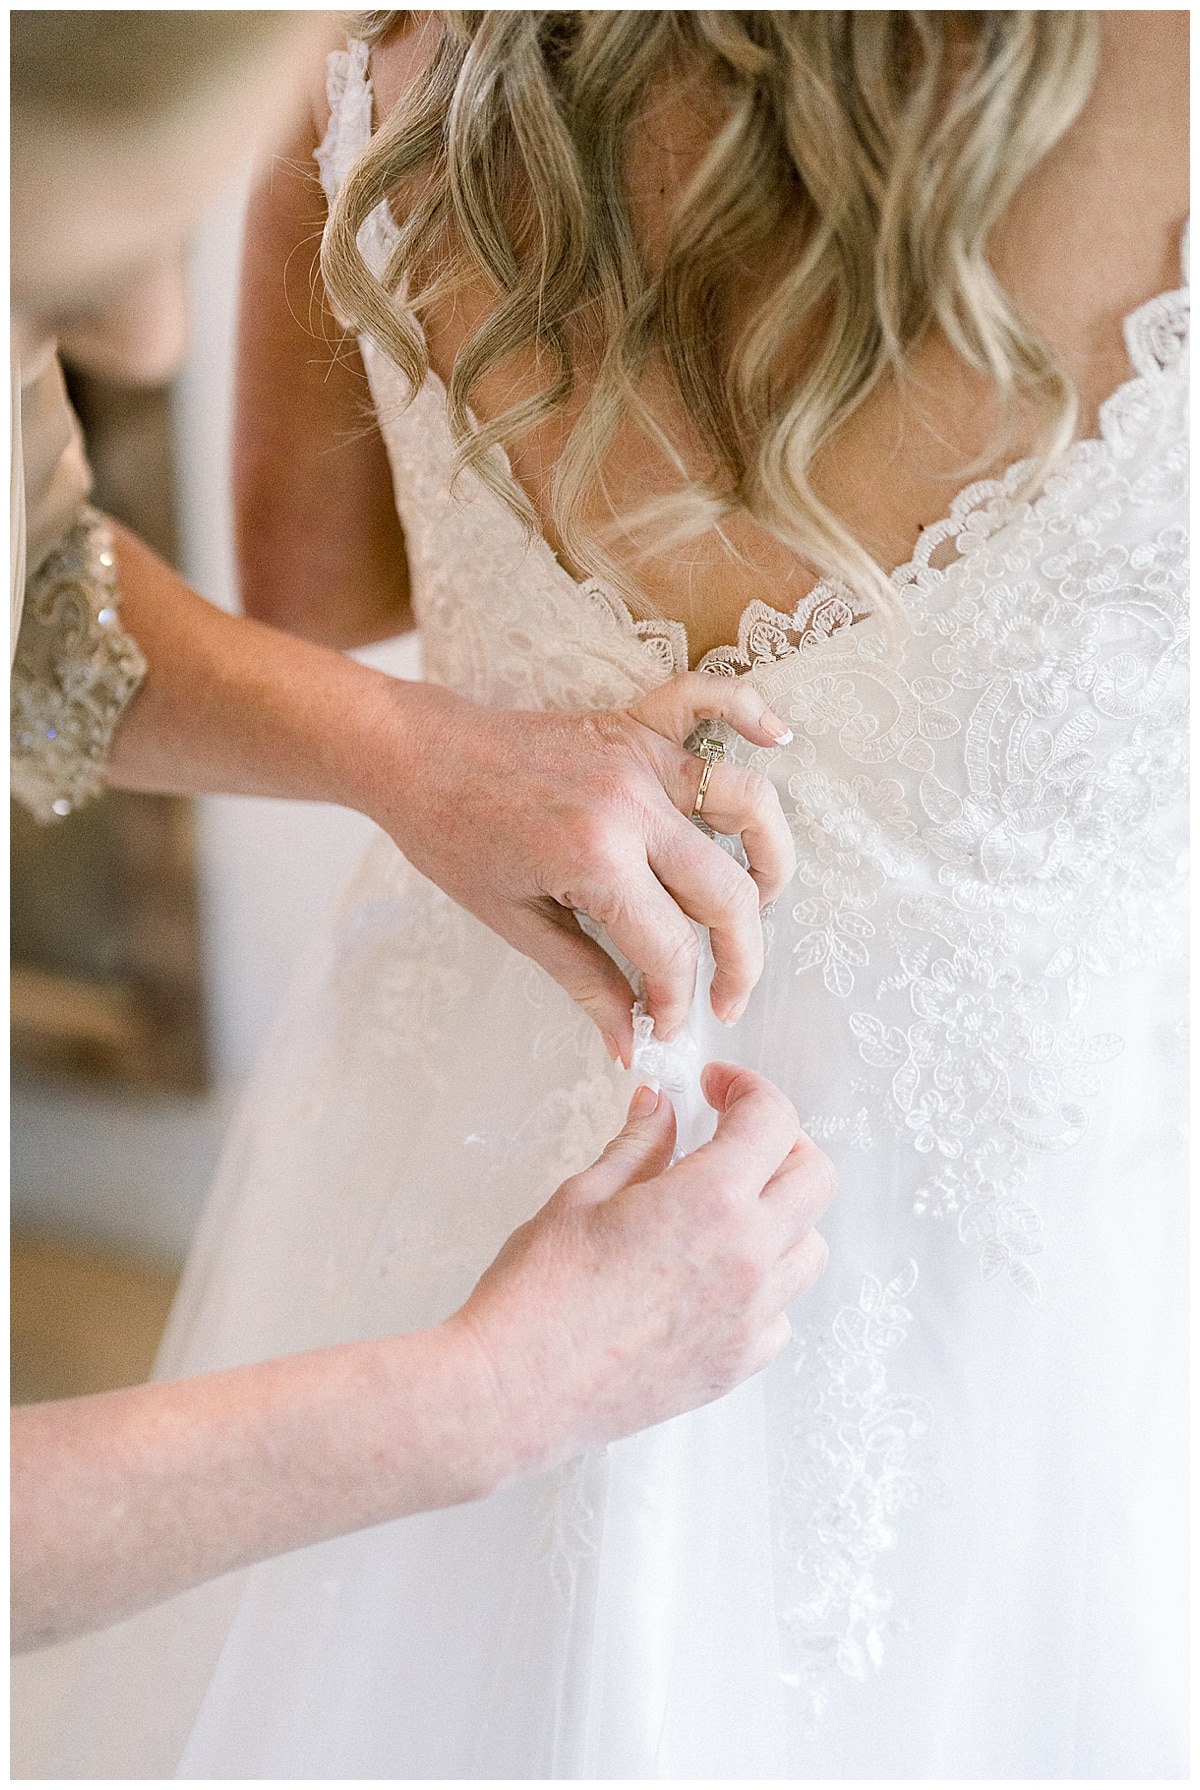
[327,863,478,1084]
[697,578,865,677]
[580,579,688,683]
[534,1452,608,1603]
[775,1262,937,1722]
[772,273,1188,1300]
[11,504,146,823]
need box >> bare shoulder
[365,11,445,126]
[990,10,1187,401]
[301,15,358,148]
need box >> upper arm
[234,87,412,649]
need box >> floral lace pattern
[327,862,477,1076]
[766,284,1189,1302]
[696,580,867,677]
[11,503,147,823]
[534,1452,608,1604]
[775,1263,938,1722]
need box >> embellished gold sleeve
[11,504,147,823]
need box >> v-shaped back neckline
[325,38,1189,684]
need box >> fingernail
[628,1083,660,1121]
[761,709,793,746]
[723,998,748,1026]
[604,1036,621,1065]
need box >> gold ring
[691,736,725,819]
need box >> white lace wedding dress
[47,43,1188,1779]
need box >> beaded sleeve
[11,504,147,822]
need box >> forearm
[102,520,448,818]
[11,1318,512,1652]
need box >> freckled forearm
[100,521,444,821]
[10,1324,514,1652]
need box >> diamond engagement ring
[691,735,726,820]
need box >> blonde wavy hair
[323,10,1100,628]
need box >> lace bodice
[320,33,1187,1675]
[319,38,1187,1179]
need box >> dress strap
[314,38,373,209]
[1122,220,1190,382]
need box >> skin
[11,19,826,1650]
[101,526,796,1047]
[13,1069,835,1651]
[11,19,334,383]
[255,10,1185,665]
[16,19,798,1061]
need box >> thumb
[563,1084,678,1207]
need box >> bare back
[367,10,1187,662]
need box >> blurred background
[11,178,420,1406]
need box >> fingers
[631,672,793,751]
[564,1084,677,1207]
[765,1229,830,1307]
[745,1225,830,1380]
[591,859,706,1043]
[648,825,763,1024]
[746,1310,793,1374]
[509,900,640,1065]
[674,759,797,907]
[678,1063,804,1199]
[758,1136,839,1240]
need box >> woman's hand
[12,1063,831,1650]
[447,1063,834,1478]
[370,673,797,1064]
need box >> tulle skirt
[41,832,1188,1778]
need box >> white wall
[12,180,419,1265]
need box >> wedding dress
[47,42,1188,1779]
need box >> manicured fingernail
[761,709,793,745]
[604,1037,621,1065]
[723,998,748,1026]
[628,1083,660,1120]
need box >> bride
[50,10,1186,1777]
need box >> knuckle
[712,867,760,928]
[742,766,774,810]
[755,1079,803,1141]
[800,1139,839,1211]
[793,1230,830,1291]
[592,767,649,826]
[722,764,773,817]
[731,868,762,918]
[565,807,617,868]
[554,1171,587,1206]
[588,708,637,753]
[719,1236,767,1304]
[654,922,699,979]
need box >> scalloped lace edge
[321,40,1189,684]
